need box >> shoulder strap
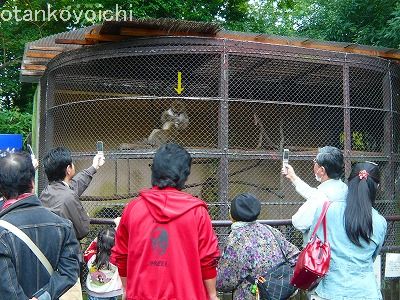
[310,201,331,242]
[264,225,289,262]
[0,220,54,275]
[244,225,289,285]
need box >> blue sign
[0,134,23,152]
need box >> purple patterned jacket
[217,221,299,299]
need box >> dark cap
[230,193,261,222]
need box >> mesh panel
[38,38,400,219]
[349,66,385,109]
[38,38,400,217]
[51,53,221,103]
[38,39,400,297]
[229,102,344,150]
[47,98,219,151]
[392,66,400,154]
[229,55,343,105]
[350,108,385,152]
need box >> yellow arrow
[175,71,184,94]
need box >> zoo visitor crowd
[0,143,387,300]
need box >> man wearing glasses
[282,146,348,241]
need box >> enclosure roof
[20,18,400,83]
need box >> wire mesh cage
[37,36,400,242]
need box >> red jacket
[112,187,220,300]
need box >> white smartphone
[96,141,104,155]
[282,149,289,174]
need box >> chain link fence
[36,36,400,298]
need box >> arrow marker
[175,71,184,94]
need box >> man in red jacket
[112,143,220,300]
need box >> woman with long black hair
[309,161,387,300]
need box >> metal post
[218,43,230,219]
[343,59,352,180]
[383,63,394,213]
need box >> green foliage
[384,2,400,48]
[227,0,307,35]
[297,0,400,48]
[0,107,32,139]
[339,131,366,151]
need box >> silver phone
[96,141,104,154]
[282,149,289,174]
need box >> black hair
[344,162,380,246]
[151,143,192,190]
[0,152,35,199]
[315,146,344,179]
[94,227,116,270]
[43,147,72,182]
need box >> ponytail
[344,162,380,246]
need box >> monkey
[147,100,189,147]
[161,100,189,130]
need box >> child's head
[94,227,116,270]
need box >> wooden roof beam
[26,51,60,59]
[20,70,44,76]
[29,45,65,51]
[85,33,128,42]
[343,43,358,49]
[120,27,214,37]
[219,32,400,60]
[23,58,48,65]
[55,38,96,45]
[22,64,47,71]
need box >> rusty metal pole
[343,57,352,180]
[383,63,395,214]
[218,42,230,220]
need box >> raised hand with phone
[27,144,38,170]
[92,141,105,170]
[281,149,298,181]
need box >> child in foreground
[84,218,122,300]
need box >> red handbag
[290,201,331,290]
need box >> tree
[383,2,400,48]
[0,107,32,137]
[296,0,400,48]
